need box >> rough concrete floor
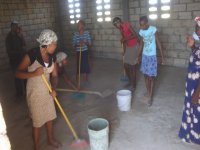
[0,57,199,150]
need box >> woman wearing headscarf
[15,29,61,150]
[56,51,78,90]
[178,17,200,144]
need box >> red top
[120,22,137,47]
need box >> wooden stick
[78,47,82,88]
[122,43,126,76]
[56,88,102,97]
[41,75,79,140]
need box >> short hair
[139,16,148,23]
[78,20,85,26]
[11,23,18,28]
[112,17,122,25]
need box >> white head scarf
[56,52,67,63]
[12,20,18,24]
[37,29,58,47]
[195,17,200,27]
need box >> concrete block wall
[58,0,123,59]
[1,0,200,71]
[0,0,61,72]
[58,0,200,67]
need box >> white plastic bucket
[88,118,109,150]
[116,90,132,111]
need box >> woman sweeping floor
[15,29,61,150]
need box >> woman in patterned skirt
[178,17,200,144]
[15,29,61,150]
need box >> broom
[71,45,113,98]
[120,43,129,82]
[69,46,87,100]
[56,88,113,98]
[78,46,82,88]
[41,74,88,148]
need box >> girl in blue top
[138,16,164,106]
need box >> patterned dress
[26,48,57,128]
[179,46,200,144]
[139,26,157,77]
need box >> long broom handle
[78,47,82,88]
[122,43,126,76]
[56,88,102,96]
[41,75,79,140]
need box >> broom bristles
[69,139,88,148]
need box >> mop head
[71,92,85,100]
[120,75,129,82]
[69,139,88,148]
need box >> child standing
[138,16,164,106]
[112,17,139,91]
[72,20,91,89]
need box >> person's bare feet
[143,92,149,98]
[141,93,153,106]
[141,95,149,104]
[147,98,153,107]
[48,139,62,148]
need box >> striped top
[72,31,91,52]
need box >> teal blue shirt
[139,26,157,56]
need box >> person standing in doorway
[112,17,139,91]
[15,29,61,150]
[6,21,26,96]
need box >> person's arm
[5,34,12,55]
[15,54,43,79]
[192,80,200,105]
[57,64,78,90]
[123,26,139,42]
[120,32,126,55]
[86,31,92,46]
[72,33,78,49]
[136,36,144,63]
[155,32,164,64]
[50,63,58,90]
[187,36,195,50]
[49,62,59,98]
[18,27,26,47]
[63,74,79,90]
[79,31,92,48]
